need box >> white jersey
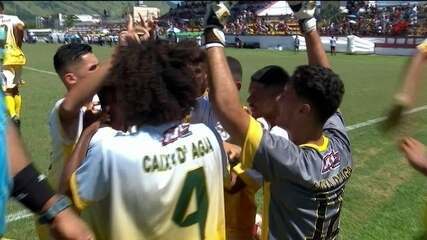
[47,95,100,188]
[47,98,85,188]
[70,122,227,240]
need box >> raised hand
[119,14,157,46]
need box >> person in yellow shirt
[0,2,26,128]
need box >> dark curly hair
[110,40,198,127]
[290,65,344,124]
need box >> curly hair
[172,40,207,95]
[290,65,344,124]
[110,40,198,127]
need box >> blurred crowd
[160,1,427,37]
[318,1,427,37]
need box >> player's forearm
[395,51,427,106]
[305,30,331,69]
[206,47,249,146]
[61,57,112,119]
[7,121,31,176]
[58,129,94,194]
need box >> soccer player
[204,1,351,239]
[246,65,290,239]
[38,43,100,240]
[60,20,228,239]
[48,43,100,189]
[0,2,26,128]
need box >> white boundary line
[346,105,427,131]
[5,66,426,224]
[23,66,56,76]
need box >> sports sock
[14,94,21,118]
[4,95,16,118]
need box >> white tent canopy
[256,1,293,17]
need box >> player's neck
[291,125,323,146]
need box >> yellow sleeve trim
[417,40,427,54]
[300,135,329,153]
[241,116,263,169]
[232,163,261,190]
[69,172,91,211]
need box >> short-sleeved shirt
[47,98,85,189]
[0,92,11,236]
[241,112,352,239]
[330,38,337,47]
[70,122,227,240]
[47,96,100,189]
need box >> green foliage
[319,3,345,25]
[2,1,172,26]
[64,15,78,29]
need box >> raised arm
[58,121,101,195]
[305,30,330,68]
[384,40,427,131]
[207,48,249,146]
[394,42,427,109]
[288,1,331,68]
[204,2,250,146]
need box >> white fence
[226,35,426,56]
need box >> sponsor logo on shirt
[321,150,340,174]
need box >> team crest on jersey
[161,123,192,146]
[321,150,340,174]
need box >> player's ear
[63,72,77,86]
[236,81,241,91]
[300,103,311,115]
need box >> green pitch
[5,43,427,239]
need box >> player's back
[77,122,226,240]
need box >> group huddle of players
[0,1,426,240]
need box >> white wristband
[205,43,225,49]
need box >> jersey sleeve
[240,116,310,183]
[48,99,74,145]
[69,138,111,211]
[323,112,350,149]
[12,16,24,27]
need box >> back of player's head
[111,40,198,127]
[290,65,344,124]
[174,40,207,95]
[251,65,289,88]
[53,43,92,76]
[226,56,242,83]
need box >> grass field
[4,43,427,239]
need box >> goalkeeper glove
[203,1,230,48]
[288,1,317,33]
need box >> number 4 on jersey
[172,167,209,239]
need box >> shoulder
[89,126,121,146]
